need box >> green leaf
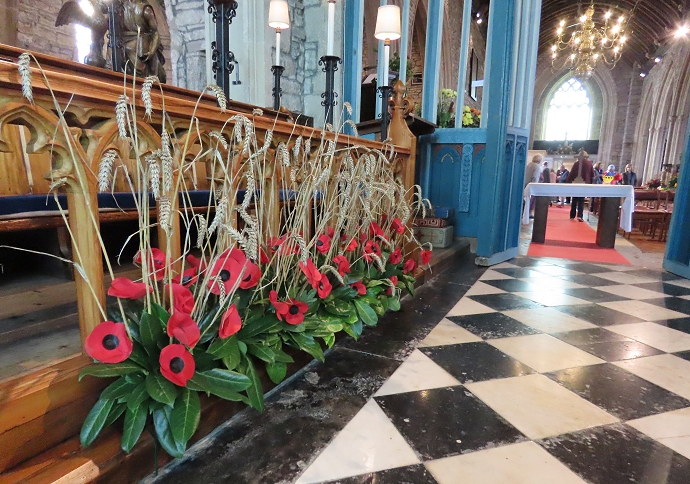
[153,408,186,458]
[243,357,264,412]
[354,300,378,327]
[140,312,165,351]
[290,333,325,361]
[238,315,281,339]
[121,403,148,452]
[389,296,401,311]
[150,302,171,326]
[79,362,144,381]
[189,373,247,402]
[127,343,152,371]
[207,335,240,360]
[247,343,276,364]
[196,368,252,393]
[342,323,357,340]
[146,374,178,406]
[171,388,200,444]
[323,334,336,348]
[266,361,287,384]
[379,295,390,313]
[222,354,241,371]
[350,320,364,337]
[405,281,415,297]
[103,402,127,428]
[100,377,134,400]
[324,299,353,316]
[126,381,149,411]
[271,347,294,364]
[192,351,218,372]
[80,398,114,447]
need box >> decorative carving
[459,143,473,212]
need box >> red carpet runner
[527,205,630,264]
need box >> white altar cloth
[522,183,635,232]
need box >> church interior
[1,0,690,483]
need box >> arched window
[545,78,592,141]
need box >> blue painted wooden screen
[664,119,690,279]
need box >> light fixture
[640,72,647,78]
[675,25,690,38]
[552,4,629,80]
[655,56,662,63]
[268,0,290,110]
[477,18,483,24]
[374,4,401,139]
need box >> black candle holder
[208,0,239,98]
[271,65,285,111]
[378,85,394,141]
[319,55,342,127]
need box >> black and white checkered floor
[295,257,690,484]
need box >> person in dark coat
[622,164,638,187]
[542,162,551,183]
[566,151,595,222]
[557,164,570,206]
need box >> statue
[55,0,166,82]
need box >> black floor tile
[674,350,690,362]
[482,279,543,293]
[558,274,621,286]
[651,318,690,335]
[547,364,689,420]
[323,464,438,484]
[634,282,690,297]
[645,298,690,316]
[539,423,690,484]
[420,342,535,383]
[552,304,646,326]
[561,287,630,303]
[575,340,665,361]
[375,387,526,460]
[447,313,541,339]
[493,268,546,278]
[468,293,544,311]
[509,258,556,268]
[552,328,632,345]
[624,269,683,282]
[558,262,611,274]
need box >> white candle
[275,29,281,66]
[327,0,336,56]
[383,41,390,87]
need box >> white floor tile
[493,262,520,269]
[374,350,461,396]
[595,264,638,272]
[418,318,483,347]
[615,354,690,400]
[513,291,590,307]
[599,300,688,321]
[295,400,420,484]
[518,277,586,290]
[446,297,496,317]
[465,281,507,296]
[593,272,659,285]
[605,322,690,352]
[466,374,618,440]
[479,270,514,281]
[667,279,690,289]
[594,284,670,300]
[680,295,690,301]
[628,407,690,460]
[489,334,604,373]
[504,308,597,334]
[425,441,587,484]
[531,266,583,277]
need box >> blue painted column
[454,0,473,127]
[421,0,444,122]
[343,0,365,125]
[399,0,411,84]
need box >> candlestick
[275,29,281,66]
[374,4,401,140]
[327,0,336,56]
[382,39,390,88]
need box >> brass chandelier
[551,3,630,80]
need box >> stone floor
[147,253,690,484]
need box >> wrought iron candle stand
[378,85,393,140]
[207,0,238,98]
[271,65,285,111]
[320,55,342,127]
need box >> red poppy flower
[85,321,133,364]
[403,258,416,274]
[332,255,351,276]
[363,240,382,263]
[259,247,270,265]
[369,221,389,241]
[359,230,368,243]
[238,260,262,289]
[420,250,432,266]
[299,258,322,287]
[315,234,331,255]
[171,267,198,287]
[134,248,167,281]
[381,213,389,224]
[343,237,358,252]
[219,304,242,338]
[186,254,206,272]
[389,248,402,265]
[269,235,286,251]
[207,251,242,295]
[107,277,151,300]
[351,281,366,295]
[325,226,335,239]
[386,275,398,295]
[167,312,200,348]
[269,234,299,255]
[270,290,308,325]
[166,283,195,314]
[160,344,195,387]
[390,218,405,235]
[316,276,332,299]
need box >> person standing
[558,164,570,206]
[542,162,551,183]
[524,154,543,216]
[622,164,638,187]
[566,151,595,222]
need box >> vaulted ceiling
[539,0,688,66]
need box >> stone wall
[164,0,205,91]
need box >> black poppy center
[319,281,325,289]
[372,245,378,253]
[219,269,231,282]
[102,334,119,350]
[170,357,185,374]
[243,273,252,282]
[182,275,193,285]
[316,240,324,247]
[289,305,300,315]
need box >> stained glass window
[545,78,592,141]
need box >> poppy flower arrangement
[67,77,432,463]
